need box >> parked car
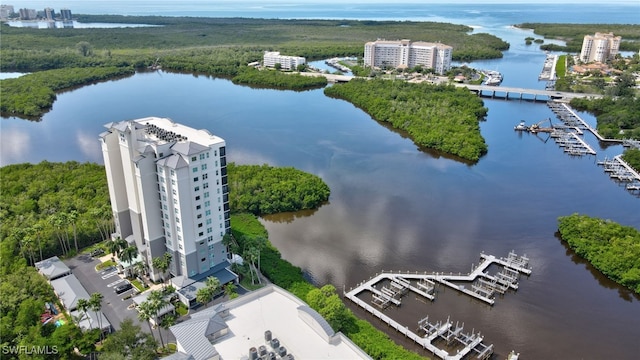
[91,248,105,257]
[114,282,133,294]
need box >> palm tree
[76,298,91,330]
[48,213,69,256]
[120,246,139,277]
[158,312,177,350]
[196,286,214,308]
[147,290,168,349]
[134,261,148,280]
[107,237,127,258]
[89,293,104,339]
[152,252,172,287]
[205,276,221,296]
[32,222,44,262]
[137,300,156,340]
[68,210,79,253]
[196,276,221,307]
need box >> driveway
[64,254,175,344]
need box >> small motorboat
[514,120,528,131]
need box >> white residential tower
[100,117,232,282]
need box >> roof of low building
[35,256,71,280]
[168,284,371,360]
[50,274,90,311]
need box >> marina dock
[538,54,557,81]
[597,155,640,194]
[344,251,531,360]
[546,102,600,156]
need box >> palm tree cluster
[137,290,177,350]
[75,292,105,340]
[151,252,173,286]
[195,276,221,307]
[107,237,139,277]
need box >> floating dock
[344,251,531,360]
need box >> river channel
[2,25,640,360]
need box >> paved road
[63,254,175,345]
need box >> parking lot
[63,254,174,343]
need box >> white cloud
[0,127,30,166]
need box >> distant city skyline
[3,0,639,6]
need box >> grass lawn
[131,279,145,292]
[96,260,117,271]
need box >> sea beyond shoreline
[3,2,639,25]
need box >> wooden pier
[344,251,531,360]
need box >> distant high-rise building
[579,32,621,63]
[0,5,15,20]
[100,117,233,283]
[44,7,55,21]
[364,39,453,75]
[60,8,72,21]
[263,51,306,70]
[18,8,37,20]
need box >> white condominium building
[364,39,453,75]
[580,32,621,63]
[100,117,232,282]
[263,51,306,70]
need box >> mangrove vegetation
[324,78,488,161]
[227,163,330,215]
[1,16,509,118]
[557,214,640,294]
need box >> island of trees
[0,161,425,360]
[325,78,488,161]
[557,214,640,295]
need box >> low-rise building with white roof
[166,284,371,360]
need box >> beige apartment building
[579,32,621,63]
[364,39,453,75]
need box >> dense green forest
[569,96,640,140]
[0,161,112,263]
[557,214,640,294]
[515,23,640,53]
[231,67,328,89]
[324,79,488,161]
[227,163,330,215]
[0,17,509,118]
[621,148,640,172]
[0,66,135,117]
[231,213,425,360]
[0,161,330,264]
[0,161,334,358]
